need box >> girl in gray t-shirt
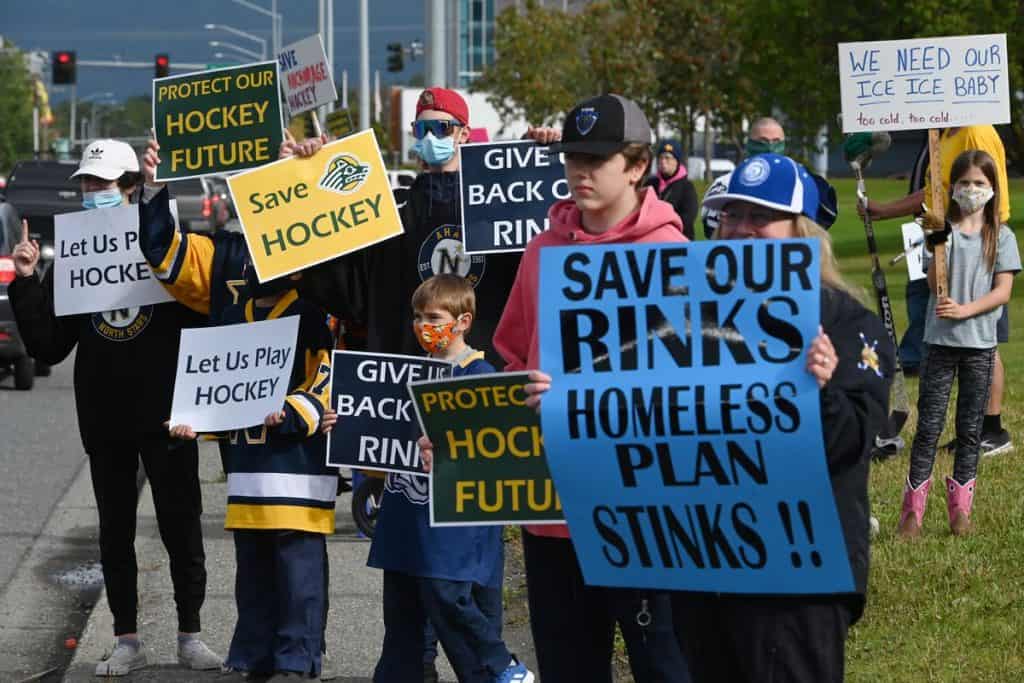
[898,150,1020,538]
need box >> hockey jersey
[138,186,337,534]
[367,350,504,587]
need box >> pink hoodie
[493,186,687,538]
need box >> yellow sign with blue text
[227,129,403,282]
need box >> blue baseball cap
[702,153,819,221]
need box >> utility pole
[359,0,370,130]
[326,0,335,114]
[427,0,445,87]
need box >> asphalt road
[0,354,103,680]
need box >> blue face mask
[82,188,123,210]
[411,132,456,167]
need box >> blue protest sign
[537,239,853,594]
[458,141,569,255]
[326,350,451,475]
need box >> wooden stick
[310,110,323,138]
[927,128,948,299]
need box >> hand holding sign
[805,327,838,388]
[12,220,39,278]
[524,369,552,411]
[417,435,434,473]
[280,128,329,160]
[143,135,162,188]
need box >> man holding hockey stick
[845,132,911,460]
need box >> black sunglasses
[411,119,462,140]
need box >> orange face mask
[413,319,460,354]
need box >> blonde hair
[792,215,863,299]
[412,274,476,321]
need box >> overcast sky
[0,0,426,102]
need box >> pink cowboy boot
[946,477,976,536]
[897,477,932,538]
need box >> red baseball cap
[415,87,469,126]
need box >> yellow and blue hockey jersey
[139,186,338,534]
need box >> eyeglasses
[718,206,791,228]
[411,119,462,140]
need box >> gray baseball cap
[549,94,653,157]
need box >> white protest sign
[838,34,1009,133]
[169,315,300,432]
[277,35,338,116]
[53,202,177,316]
[901,222,926,281]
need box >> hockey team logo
[385,472,429,505]
[576,107,598,136]
[91,305,154,342]
[418,224,486,287]
[858,332,883,378]
[318,153,371,195]
[741,157,771,187]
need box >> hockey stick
[848,134,911,454]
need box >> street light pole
[326,0,335,114]
[359,0,369,130]
[230,0,281,57]
[204,24,267,60]
[209,41,263,61]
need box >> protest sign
[537,240,853,594]
[838,34,1009,133]
[169,315,299,432]
[409,372,563,526]
[227,129,403,282]
[326,351,450,475]
[152,61,284,180]
[278,34,338,116]
[53,202,177,316]
[459,140,569,254]
[901,222,926,281]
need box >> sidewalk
[62,442,536,682]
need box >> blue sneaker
[495,658,534,683]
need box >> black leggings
[521,531,690,683]
[908,344,995,488]
[87,437,206,635]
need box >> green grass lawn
[738,177,1024,682]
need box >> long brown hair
[947,150,1000,271]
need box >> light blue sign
[537,239,853,594]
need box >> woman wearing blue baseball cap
[667,154,894,682]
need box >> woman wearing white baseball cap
[69,138,143,208]
[9,139,221,676]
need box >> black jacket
[819,286,893,619]
[646,174,697,241]
[301,171,522,365]
[8,266,204,450]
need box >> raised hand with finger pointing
[12,219,39,278]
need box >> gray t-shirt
[924,225,1021,349]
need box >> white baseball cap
[69,139,140,180]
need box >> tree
[0,48,35,172]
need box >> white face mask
[952,185,994,215]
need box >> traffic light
[386,43,403,73]
[155,54,170,78]
[52,51,76,85]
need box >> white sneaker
[178,636,224,670]
[95,639,147,677]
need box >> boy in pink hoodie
[493,94,692,682]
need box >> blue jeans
[899,278,930,370]
[375,572,509,683]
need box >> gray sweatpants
[908,344,995,488]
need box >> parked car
[0,256,33,389]
[168,176,234,233]
[685,157,736,181]
[4,159,80,271]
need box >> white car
[686,157,736,181]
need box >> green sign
[152,61,284,181]
[409,372,563,526]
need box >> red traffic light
[57,52,71,64]
[155,53,170,78]
[156,55,169,67]
[52,50,76,84]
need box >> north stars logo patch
[576,107,598,136]
[319,153,371,195]
[91,306,154,342]
[417,224,486,286]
